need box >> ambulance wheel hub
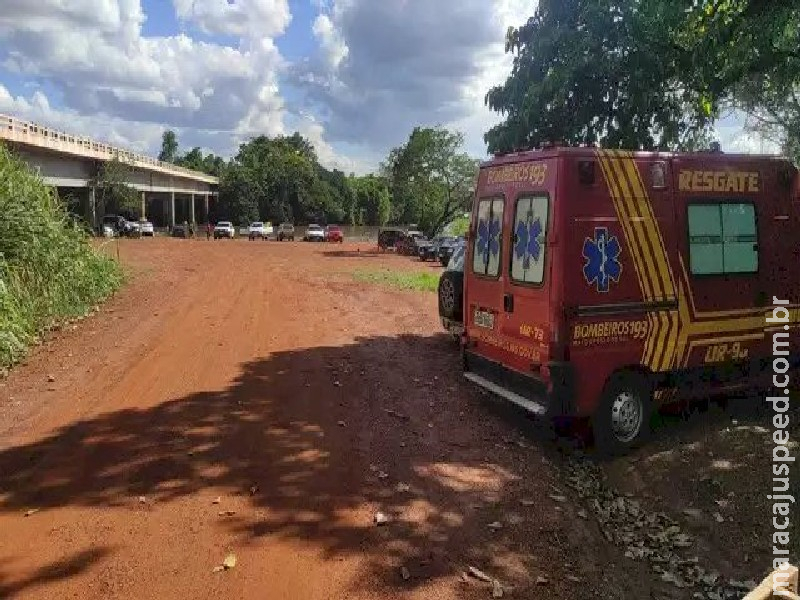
[610,391,643,443]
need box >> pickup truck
[277,223,295,241]
[213,221,236,239]
[248,222,268,240]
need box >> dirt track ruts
[0,238,656,599]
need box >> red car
[325,225,344,243]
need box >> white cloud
[172,0,291,38]
[295,0,534,162]
[293,112,370,174]
[0,84,164,153]
[0,0,288,156]
[312,14,348,70]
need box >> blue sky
[0,0,773,173]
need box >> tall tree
[486,0,715,154]
[384,127,477,236]
[92,156,141,218]
[158,130,179,163]
[486,0,800,157]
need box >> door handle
[504,293,514,313]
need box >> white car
[139,220,154,236]
[214,221,236,239]
[304,224,325,242]
[248,222,267,240]
[124,220,141,236]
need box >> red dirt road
[0,239,649,599]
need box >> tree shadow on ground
[0,547,112,598]
[321,250,387,259]
[0,334,617,598]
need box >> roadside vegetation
[160,127,478,238]
[0,145,122,370]
[352,269,440,292]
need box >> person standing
[206,221,212,240]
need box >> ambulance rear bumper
[463,351,576,417]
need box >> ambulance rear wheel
[593,372,652,454]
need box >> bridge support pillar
[89,186,97,230]
[190,193,196,225]
[169,191,176,228]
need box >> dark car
[172,223,190,238]
[398,231,425,256]
[415,236,435,260]
[378,228,405,251]
[421,236,455,262]
[438,237,465,266]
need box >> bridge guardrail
[0,113,218,184]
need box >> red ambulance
[458,147,800,452]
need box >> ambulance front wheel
[593,372,653,454]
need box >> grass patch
[0,144,123,370]
[353,269,440,292]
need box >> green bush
[0,145,123,368]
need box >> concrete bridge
[0,114,219,228]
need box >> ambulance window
[511,195,548,284]
[472,198,504,277]
[688,203,758,275]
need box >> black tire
[592,372,653,455]
[438,270,463,321]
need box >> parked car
[304,224,326,242]
[101,214,127,235]
[139,220,154,237]
[438,237,464,266]
[397,231,425,255]
[437,243,465,339]
[248,222,267,240]
[172,223,189,238]
[377,228,405,251]
[125,220,141,237]
[213,221,236,239]
[277,223,295,241]
[415,236,435,260]
[421,235,455,261]
[325,224,344,243]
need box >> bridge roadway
[0,114,219,228]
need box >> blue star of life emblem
[514,216,543,271]
[583,227,622,292]
[477,217,501,266]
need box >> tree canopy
[383,127,477,236]
[485,0,800,157]
[92,156,140,218]
[159,126,475,232]
[158,130,179,163]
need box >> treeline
[159,126,477,235]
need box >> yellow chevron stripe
[596,153,653,302]
[608,152,676,370]
[606,155,664,300]
[674,282,692,368]
[617,155,680,371]
[620,158,676,299]
[659,310,680,371]
[643,312,660,366]
[597,151,663,370]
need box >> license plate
[474,309,495,329]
